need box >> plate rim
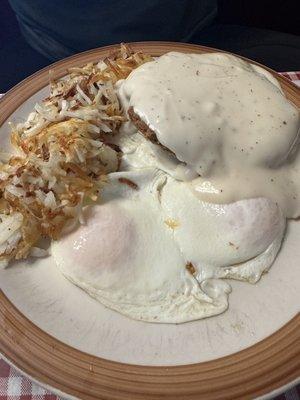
[0,41,299,400]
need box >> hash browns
[0,44,152,265]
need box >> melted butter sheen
[118,52,300,218]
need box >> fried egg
[160,177,286,284]
[52,168,285,323]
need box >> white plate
[0,83,299,367]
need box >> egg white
[52,165,285,323]
[160,177,286,284]
[52,169,230,323]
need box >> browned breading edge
[186,262,196,275]
[118,177,139,190]
[128,107,176,156]
[128,107,159,144]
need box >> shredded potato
[0,43,152,265]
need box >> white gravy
[118,52,300,218]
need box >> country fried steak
[128,107,159,144]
